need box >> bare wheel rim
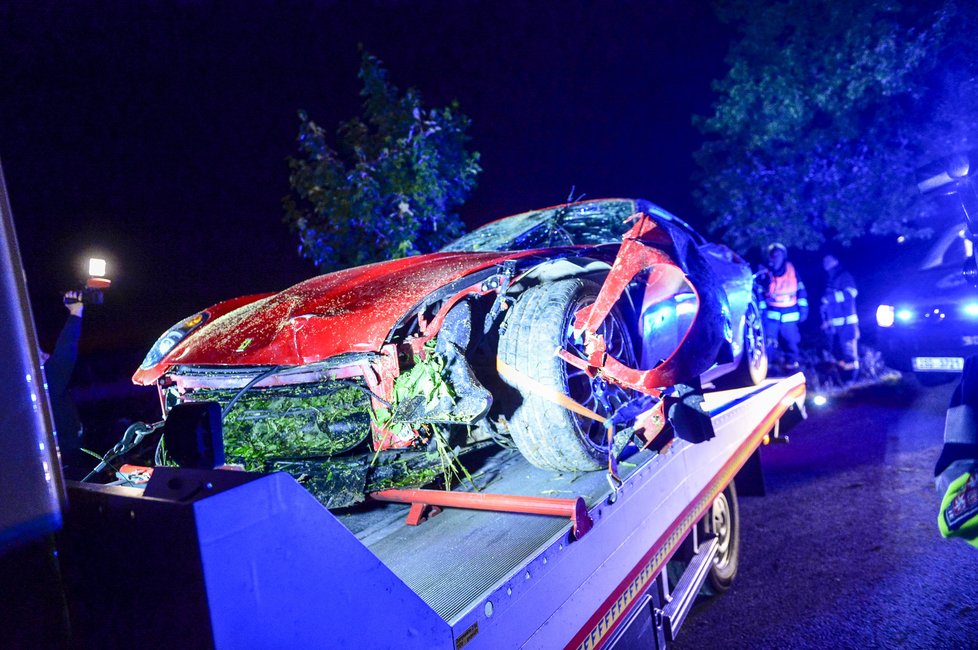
[563,295,635,450]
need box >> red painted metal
[571,212,699,394]
[370,488,593,539]
[363,344,413,450]
[134,250,543,384]
[405,502,443,525]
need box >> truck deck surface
[334,377,799,626]
[340,447,654,623]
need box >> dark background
[1,0,731,354]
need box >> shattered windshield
[442,199,638,252]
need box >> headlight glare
[876,304,895,328]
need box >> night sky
[1,1,730,353]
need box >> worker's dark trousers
[763,314,800,366]
[824,324,859,379]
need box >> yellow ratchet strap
[497,356,623,484]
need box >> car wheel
[498,278,636,471]
[715,303,767,389]
[702,482,740,593]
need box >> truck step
[661,535,719,641]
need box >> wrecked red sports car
[133,199,766,506]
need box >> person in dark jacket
[936,356,978,547]
[42,291,85,479]
[820,253,860,382]
[759,243,808,371]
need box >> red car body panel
[134,250,542,385]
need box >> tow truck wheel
[498,278,636,471]
[702,482,740,593]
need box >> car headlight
[876,304,895,328]
[138,312,210,370]
[896,308,915,323]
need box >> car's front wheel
[498,278,636,471]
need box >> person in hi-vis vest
[758,242,807,371]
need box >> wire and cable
[80,420,164,482]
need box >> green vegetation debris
[188,382,371,471]
[169,340,478,508]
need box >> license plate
[912,357,965,372]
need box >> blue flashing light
[895,308,914,322]
[964,303,978,317]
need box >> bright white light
[876,304,895,328]
[89,257,107,277]
[897,235,907,244]
[896,308,914,322]
[813,395,828,407]
[965,303,978,317]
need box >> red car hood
[139,250,539,383]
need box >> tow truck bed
[59,374,805,649]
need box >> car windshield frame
[441,199,642,253]
[920,222,974,270]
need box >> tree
[694,0,966,252]
[284,51,481,272]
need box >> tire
[498,278,636,471]
[701,482,740,593]
[715,303,767,389]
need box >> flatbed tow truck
[55,373,805,650]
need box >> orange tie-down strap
[496,356,668,482]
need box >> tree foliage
[694,0,977,252]
[285,51,481,272]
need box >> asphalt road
[672,378,978,649]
